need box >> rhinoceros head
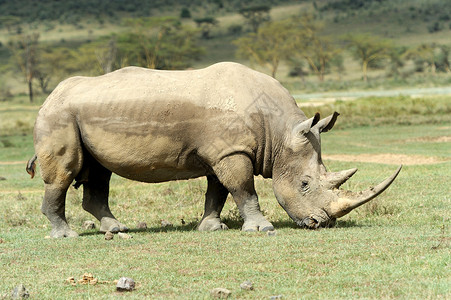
[272,112,401,229]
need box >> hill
[0,0,450,97]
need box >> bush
[288,66,306,78]
[0,82,12,102]
[428,21,442,33]
[180,8,191,19]
[227,24,242,35]
[0,138,14,148]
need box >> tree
[329,54,345,80]
[404,43,450,74]
[234,19,292,78]
[122,17,179,69]
[343,34,393,82]
[239,5,271,33]
[303,36,341,81]
[385,46,407,77]
[35,47,78,93]
[0,16,21,34]
[287,14,340,82]
[292,14,341,81]
[120,17,204,70]
[235,12,340,81]
[95,37,118,74]
[404,44,435,73]
[194,17,218,39]
[8,33,40,102]
[435,45,450,73]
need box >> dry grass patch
[324,153,450,165]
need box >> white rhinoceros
[27,62,401,238]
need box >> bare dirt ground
[323,153,450,165]
[294,86,451,101]
[406,136,451,143]
[1,153,449,169]
[0,161,27,165]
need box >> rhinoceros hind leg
[43,185,79,238]
[81,157,128,233]
[198,175,229,231]
[213,154,274,232]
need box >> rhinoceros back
[36,62,299,182]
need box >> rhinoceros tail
[26,154,37,179]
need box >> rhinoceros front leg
[81,161,128,233]
[213,154,274,232]
[198,175,229,231]
[42,185,79,238]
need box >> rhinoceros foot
[242,218,274,232]
[50,226,79,238]
[99,217,129,233]
[198,217,229,231]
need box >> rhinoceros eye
[301,180,309,192]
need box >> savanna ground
[0,94,450,299]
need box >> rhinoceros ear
[313,112,339,133]
[293,113,320,135]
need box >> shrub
[227,24,242,35]
[0,82,12,102]
[180,8,191,19]
[428,21,442,33]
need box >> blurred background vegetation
[0,0,450,103]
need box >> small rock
[136,222,147,229]
[116,277,135,292]
[269,295,283,300]
[240,280,254,291]
[66,277,76,286]
[104,231,114,240]
[267,230,277,236]
[0,176,6,181]
[210,287,231,299]
[11,284,29,299]
[161,220,173,227]
[118,232,132,239]
[83,220,96,230]
[78,273,98,285]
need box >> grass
[300,95,451,129]
[321,125,451,157]
[0,95,450,298]
[284,72,451,94]
[1,223,447,298]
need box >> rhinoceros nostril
[299,216,319,229]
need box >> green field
[0,95,449,299]
[0,0,450,298]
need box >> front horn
[328,165,402,218]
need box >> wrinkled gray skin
[27,62,401,238]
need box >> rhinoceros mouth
[294,214,336,229]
